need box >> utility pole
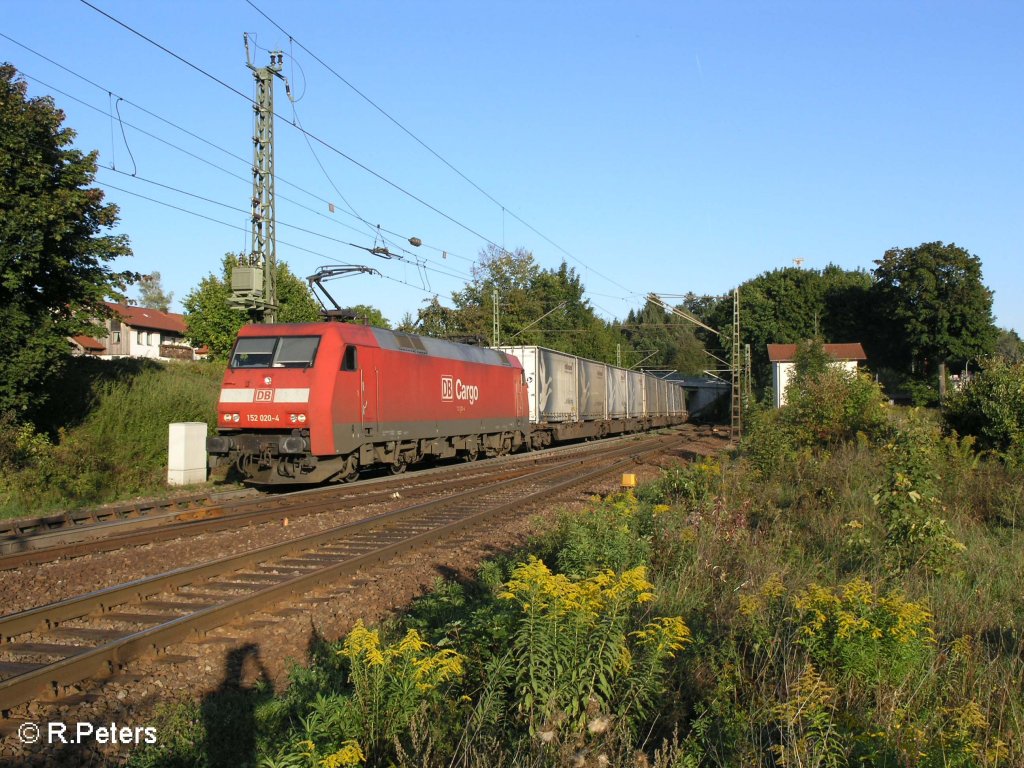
[231,35,287,322]
[492,289,500,346]
[731,288,742,443]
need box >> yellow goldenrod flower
[320,739,365,768]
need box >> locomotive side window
[230,336,321,369]
[341,345,358,371]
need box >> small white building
[767,343,867,408]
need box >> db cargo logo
[441,376,479,405]
[255,389,273,402]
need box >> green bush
[553,492,654,577]
[743,341,888,479]
[944,358,1024,459]
[498,556,689,735]
[794,578,935,687]
[637,457,721,508]
[782,366,887,448]
[875,415,965,574]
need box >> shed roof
[767,343,867,363]
[71,335,106,352]
[105,302,187,334]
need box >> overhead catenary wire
[244,0,644,302]
[96,178,455,302]
[6,19,650,318]
[8,57,478,270]
[96,172,474,286]
[77,0,511,254]
[39,6,477,293]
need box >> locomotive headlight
[298,413,307,423]
[232,413,240,423]
[290,414,298,424]
[222,413,232,423]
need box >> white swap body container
[607,366,628,418]
[578,358,608,420]
[644,376,660,417]
[499,345,578,423]
[626,370,647,418]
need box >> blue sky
[3,1,1022,333]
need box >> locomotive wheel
[389,462,407,475]
[462,448,479,462]
[342,469,360,483]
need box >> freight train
[206,322,687,486]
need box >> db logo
[440,376,454,401]
[255,389,273,402]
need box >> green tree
[994,328,1024,363]
[623,299,706,374]
[452,245,544,343]
[527,262,624,362]
[347,304,390,328]
[399,297,472,339]
[183,255,320,359]
[0,64,135,420]
[401,245,627,362]
[136,271,173,311]
[872,241,997,378]
[706,266,873,393]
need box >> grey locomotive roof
[372,329,513,366]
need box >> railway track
[0,430,695,570]
[0,431,686,715]
[0,489,252,541]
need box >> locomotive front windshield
[230,336,321,369]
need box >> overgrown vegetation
[944,358,1024,465]
[0,359,222,517]
[127,355,1022,767]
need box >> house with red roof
[69,303,204,361]
[767,343,867,408]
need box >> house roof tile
[105,302,187,334]
[72,335,106,352]
[767,343,867,363]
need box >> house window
[112,331,121,344]
[150,332,158,346]
[137,331,145,345]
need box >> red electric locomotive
[207,322,530,485]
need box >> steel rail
[0,429,677,568]
[0,434,672,635]
[0,490,244,540]
[0,463,540,570]
[0,433,682,712]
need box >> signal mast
[230,34,289,322]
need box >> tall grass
[0,360,223,517]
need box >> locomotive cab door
[358,347,380,437]
[334,344,378,454]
